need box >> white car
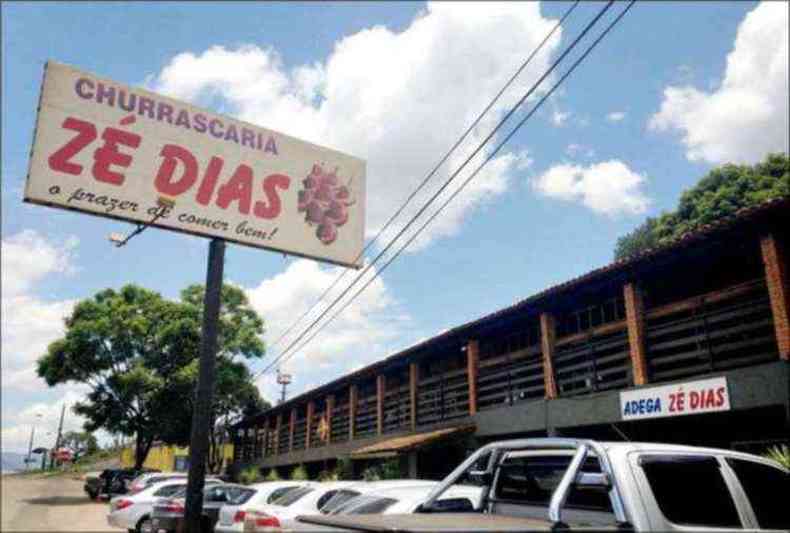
[330,484,483,514]
[126,472,187,495]
[240,481,362,531]
[317,480,439,514]
[215,481,316,533]
[107,478,221,532]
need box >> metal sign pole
[184,238,225,532]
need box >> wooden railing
[416,366,469,425]
[332,398,350,443]
[645,279,777,382]
[355,390,377,439]
[292,415,307,451]
[478,344,544,410]
[554,328,631,396]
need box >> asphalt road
[1,474,113,531]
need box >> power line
[255,0,626,381]
[256,0,617,380]
[257,0,635,379]
[262,0,581,357]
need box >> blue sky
[2,1,787,451]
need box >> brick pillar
[349,385,357,440]
[624,283,650,385]
[289,408,296,453]
[409,363,418,431]
[467,340,479,415]
[540,313,558,399]
[762,234,790,360]
[306,401,315,449]
[376,375,386,436]
[274,413,282,454]
[326,395,335,445]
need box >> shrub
[361,458,401,481]
[239,465,261,485]
[290,464,309,480]
[336,456,354,480]
[318,469,338,482]
[264,468,281,482]
[763,444,790,469]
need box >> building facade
[232,198,790,479]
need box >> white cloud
[551,109,571,126]
[649,2,789,163]
[606,111,626,122]
[1,389,95,453]
[565,143,595,158]
[149,2,564,251]
[532,159,650,216]
[245,259,411,400]
[1,231,78,392]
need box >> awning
[351,425,476,459]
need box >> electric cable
[263,0,582,357]
[256,0,632,380]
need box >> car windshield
[270,486,314,506]
[320,490,362,514]
[342,496,398,515]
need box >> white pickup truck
[296,438,789,532]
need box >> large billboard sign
[620,376,730,421]
[25,62,366,268]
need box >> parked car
[266,482,478,532]
[126,472,197,495]
[329,484,483,515]
[295,439,790,532]
[107,477,222,533]
[150,483,255,533]
[317,480,439,515]
[85,468,159,500]
[235,481,360,532]
[214,481,316,533]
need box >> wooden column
[467,340,479,415]
[762,234,790,360]
[409,363,418,431]
[326,395,335,445]
[624,283,650,385]
[306,401,315,449]
[261,417,269,458]
[376,375,386,435]
[349,385,357,440]
[540,313,558,399]
[274,413,282,455]
[289,408,296,453]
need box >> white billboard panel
[25,62,366,268]
[620,376,730,421]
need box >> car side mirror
[419,498,474,513]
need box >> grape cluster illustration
[297,163,355,245]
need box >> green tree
[60,431,99,458]
[37,283,267,469]
[615,153,790,260]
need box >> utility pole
[184,238,225,533]
[26,414,42,470]
[26,426,36,471]
[277,369,292,404]
[49,404,66,470]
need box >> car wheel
[136,517,153,533]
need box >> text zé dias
[46,116,290,219]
